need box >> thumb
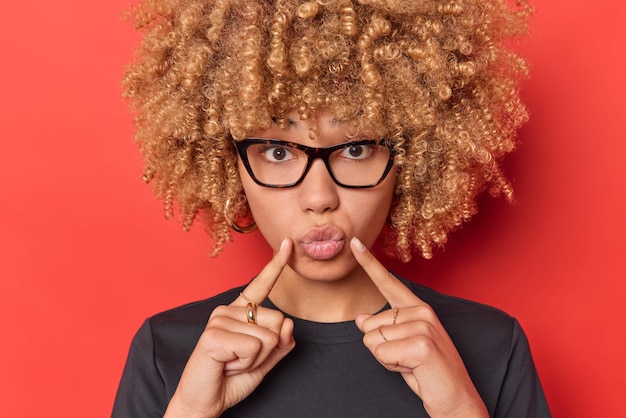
[354,313,373,332]
[255,318,296,377]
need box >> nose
[298,159,339,213]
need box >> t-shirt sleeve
[493,319,551,418]
[112,319,168,418]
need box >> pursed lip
[299,226,345,260]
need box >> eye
[261,145,296,163]
[338,144,373,160]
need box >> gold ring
[392,306,399,325]
[246,302,257,325]
[378,325,388,342]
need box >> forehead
[269,108,385,139]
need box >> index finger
[232,238,293,307]
[350,237,423,308]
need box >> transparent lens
[246,144,307,186]
[329,144,390,186]
[244,141,392,187]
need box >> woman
[113,0,550,417]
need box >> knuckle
[206,314,227,328]
[362,331,379,350]
[247,335,263,352]
[263,307,285,323]
[413,304,436,321]
[410,334,436,357]
[256,308,286,331]
[210,305,230,319]
[374,342,400,367]
[196,327,223,350]
[206,317,217,328]
[263,331,280,348]
[412,319,436,336]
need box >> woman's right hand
[163,239,296,418]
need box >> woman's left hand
[350,237,489,418]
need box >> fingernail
[280,238,289,250]
[352,237,366,252]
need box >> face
[238,109,397,283]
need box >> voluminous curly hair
[123,0,531,261]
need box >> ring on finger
[378,325,388,342]
[246,302,257,325]
[392,305,399,325]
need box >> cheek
[240,176,294,248]
[366,173,397,234]
[240,179,271,223]
[346,185,395,241]
[238,160,265,213]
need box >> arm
[112,319,169,418]
[113,239,296,418]
[493,320,551,418]
[163,239,295,418]
[352,237,488,418]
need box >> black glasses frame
[235,138,396,189]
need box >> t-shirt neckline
[263,298,389,344]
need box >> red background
[1,0,624,416]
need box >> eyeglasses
[235,138,396,188]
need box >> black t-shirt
[112,277,551,417]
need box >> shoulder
[148,284,247,331]
[400,275,516,331]
[132,284,249,396]
[396,275,548,413]
[396,275,524,364]
[138,284,248,360]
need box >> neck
[268,264,387,322]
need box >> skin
[242,109,395,322]
[164,111,488,418]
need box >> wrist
[425,394,488,418]
[164,394,222,418]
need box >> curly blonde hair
[123,0,531,261]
